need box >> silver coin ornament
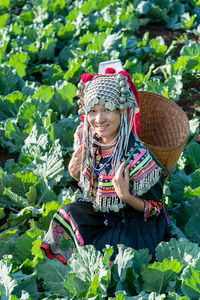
[117,73,125,81]
[120,87,126,94]
[78,81,85,90]
[77,99,83,106]
[118,202,124,209]
[105,101,115,110]
[134,106,140,114]
[119,95,126,104]
[109,104,116,110]
[105,102,111,109]
[99,99,105,105]
[120,80,127,88]
[112,204,120,212]
[93,97,99,104]
[119,104,126,111]
[84,105,90,112]
[121,85,129,94]
[78,108,85,115]
[89,99,94,108]
[101,206,107,213]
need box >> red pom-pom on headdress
[81,73,94,83]
[105,67,116,74]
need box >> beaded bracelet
[144,200,163,222]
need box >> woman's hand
[112,162,131,203]
[112,161,144,212]
[68,145,86,180]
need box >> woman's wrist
[123,193,144,212]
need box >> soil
[0,148,19,166]
[0,23,199,164]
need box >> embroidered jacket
[73,124,164,220]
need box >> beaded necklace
[93,134,119,147]
[85,114,125,177]
[88,135,120,176]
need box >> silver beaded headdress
[76,71,139,115]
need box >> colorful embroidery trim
[82,167,91,180]
[130,153,154,178]
[55,209,84,247]
[133,161,158,181]
[98,176,117,197]
[40,243,68,265]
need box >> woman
[41,67,168,265]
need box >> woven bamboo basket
[138,91,190,172]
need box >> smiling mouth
[96,125,108,130]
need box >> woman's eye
[88,110,95,114]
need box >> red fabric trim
[97,144,112,157]
[118,70,141,135]
[150,201,163,208]
[40,243,68,265]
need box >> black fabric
[41,168,168,263]
[62,196,167,259]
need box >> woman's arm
[68,145,86,180]
[68,124,86,180]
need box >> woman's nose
[95,112,105,123]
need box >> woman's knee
[60,203,74,214]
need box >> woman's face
[87,104,121,143]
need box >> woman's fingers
[113,162,130,186]
[124,164,130,180]
[115,161,126,178]
[112,162,130,202]
[115,162,130,179]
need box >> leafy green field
[0,0,200,298]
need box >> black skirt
[41,200,168,265]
